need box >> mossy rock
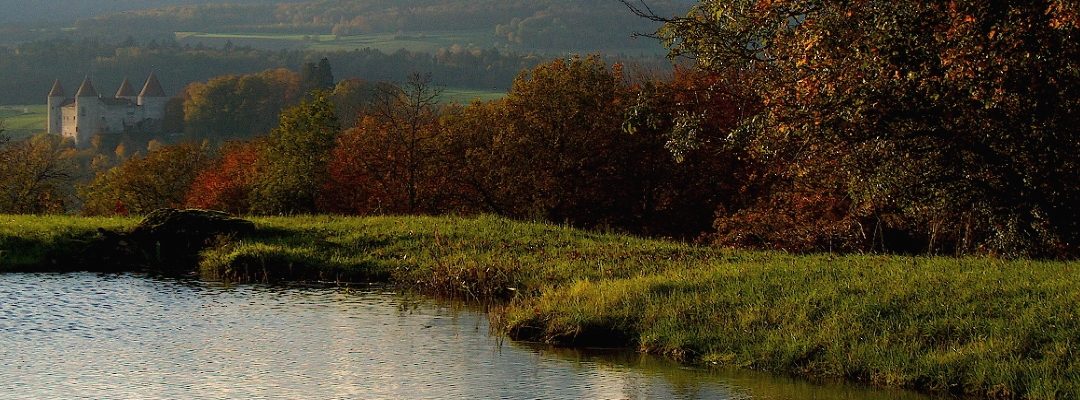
[76,209,255,275]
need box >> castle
[47,73,168,146]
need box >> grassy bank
[0,215,136,270]
[2,214,1078,398]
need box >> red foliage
[185,141,261,214]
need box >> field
[2,214,1078,399]
[440,87,506,104]
[0,105,46,138]
[176,30,499,53]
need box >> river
[0,273,933,399]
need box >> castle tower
[47,80,65,135]
[72,76,102,146]
[137,72,168,121]
[115,78,137,102]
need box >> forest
[0,0,691,53]
[3,1,1079,259]
[0,38,539,106]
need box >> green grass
[0,105,47,138]
[440,87,506,104]
[0,214,137,270]
[2,213,1078,398]
[176,30,498,53]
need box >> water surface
[0,273,932,399]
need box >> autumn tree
[185,140,263,214]
[330,78,396,130]
[321,74,448,214]
[440,56,739,236]
[629,0,1080,256]
[82,142,211,215]
[250,91,339,215]
[0,134,77,214]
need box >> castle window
[80,107,86,116]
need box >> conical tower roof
[48,80,65,97]
[75,77,99,98]
[138,72,166,97]
[115,78,136,98]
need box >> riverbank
[2,214,1078,398]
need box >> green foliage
[249,91,339,215]
[81,142,211,215]
[182,69,303,141]
[301,57,335,92]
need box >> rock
[130,208,255,243]
[80,209,255,275]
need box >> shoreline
[2,214,1077,399]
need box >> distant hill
[65,0,695,54]
[0,0,291,24]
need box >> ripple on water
[0,273,933,400]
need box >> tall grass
[0,215,136,270]
[2,213,1077,398]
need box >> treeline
[0,58,733,237]
[180,65,392,141]
[0,38,534,105]
[68,0,693,52]
[0,0,282,24]
[5,0,1077,258]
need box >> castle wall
[60,106,78,142]
[49,75,170,146]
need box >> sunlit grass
[440,87,506,104]
[0,214,137,269]
[0,104,47,137]
[2,213,1077,398]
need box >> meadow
[0,105,46,137]
[175,30,498,53]
[440,87,506,103]
[1,213,1077,399]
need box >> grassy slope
[0,215,136,269]
[440,87,506,104]
[2,214,1078,398]
[175,30,497,53]
[0,105,47,137]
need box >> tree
[183,69,303,141]
[81,142,211,215]
[494,56,636,226]
[330,78,395,129]
[185,140,263,214]
[0,134,76,214]
[301,57,335,92]
[321,73,448,214]
[250,91,340,215]
[630,0,1080,256]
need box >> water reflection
[0,273,932,399]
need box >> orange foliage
[185,141,262,214]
